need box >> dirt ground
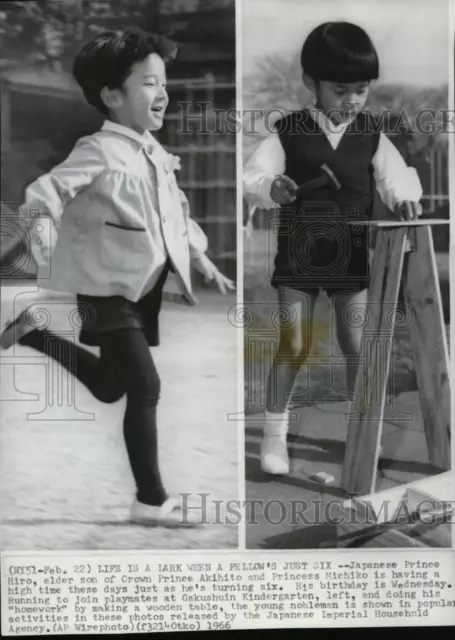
[0,287,239,550]
[243,229,451,549]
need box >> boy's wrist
[258,174,279,207]
[269,175,282,202]
[190,247,206,262]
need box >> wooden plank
[331,501,428,548]
[338,471,453,548]
[399,487,452,547]
[362,529,428,548]
[345,219,448,227]
[343,471,453,512]
[402,225,451,470]
[341,227,408,496]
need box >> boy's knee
[338,331,363,356]
[279,334,310,363]
[128,368,161,403]
[95,385,125,404]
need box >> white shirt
[243,105,423,220]
[22,120,208,303]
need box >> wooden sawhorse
[341,220,451,496]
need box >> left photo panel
[0,0,238,550]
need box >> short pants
[77,261,171,347]
[271,220,370,297]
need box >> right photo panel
[242,0,451,549]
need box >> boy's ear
[100,86,123,110]
[302,73,317,95]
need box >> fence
[0,72,236,280]
[423,144,449,214]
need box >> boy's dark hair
[301,22,379,83]
[73,29,178,115]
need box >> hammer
[294,163,341,199]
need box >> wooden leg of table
[402,225,451,470]
[341,227,408,495]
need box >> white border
[448,0,455,549]
[235,0,246,551]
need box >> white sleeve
[20,136,105,267]
[21,136,105,226]
[243,132,286,211]
[373,133,423,211]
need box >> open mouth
[151,106,164,114]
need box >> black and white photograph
[0,0,237,550]
[1,0,455,635]
[243,0,452,549]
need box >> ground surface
[244,229,451,549]
[0,287,239,550]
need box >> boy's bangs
[305,54,379,83]
[301,22,379,84]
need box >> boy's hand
[270,175,298,205]
[393,200,422,221]
[192,253,235,295]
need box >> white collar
[305,102,356,137]
[101,120,157,147]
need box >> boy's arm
[243,132,286,211]
[21,137,105,265]
[22,136,105,224]
[178,188,209,258]
[178,188,234,294]
[373,133,423,213]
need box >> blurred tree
[0,0,234,78]
[0,0,160,72]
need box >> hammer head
[320,163,341,191]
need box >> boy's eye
[144,82,167,89]
[333,87,368,96]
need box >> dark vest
[275,109,380,220]
[272,110,380,284]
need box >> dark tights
[20,328,167,507]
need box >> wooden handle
[294,175,326,198]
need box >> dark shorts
[77,262,170,347]
[271,222,370,297]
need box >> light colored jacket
[21,120,208,304]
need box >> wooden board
[402,225,451,470]
[341,227,407,495]
[345,219,448,227]
[337,472,453,548]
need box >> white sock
[263,409,289,438]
